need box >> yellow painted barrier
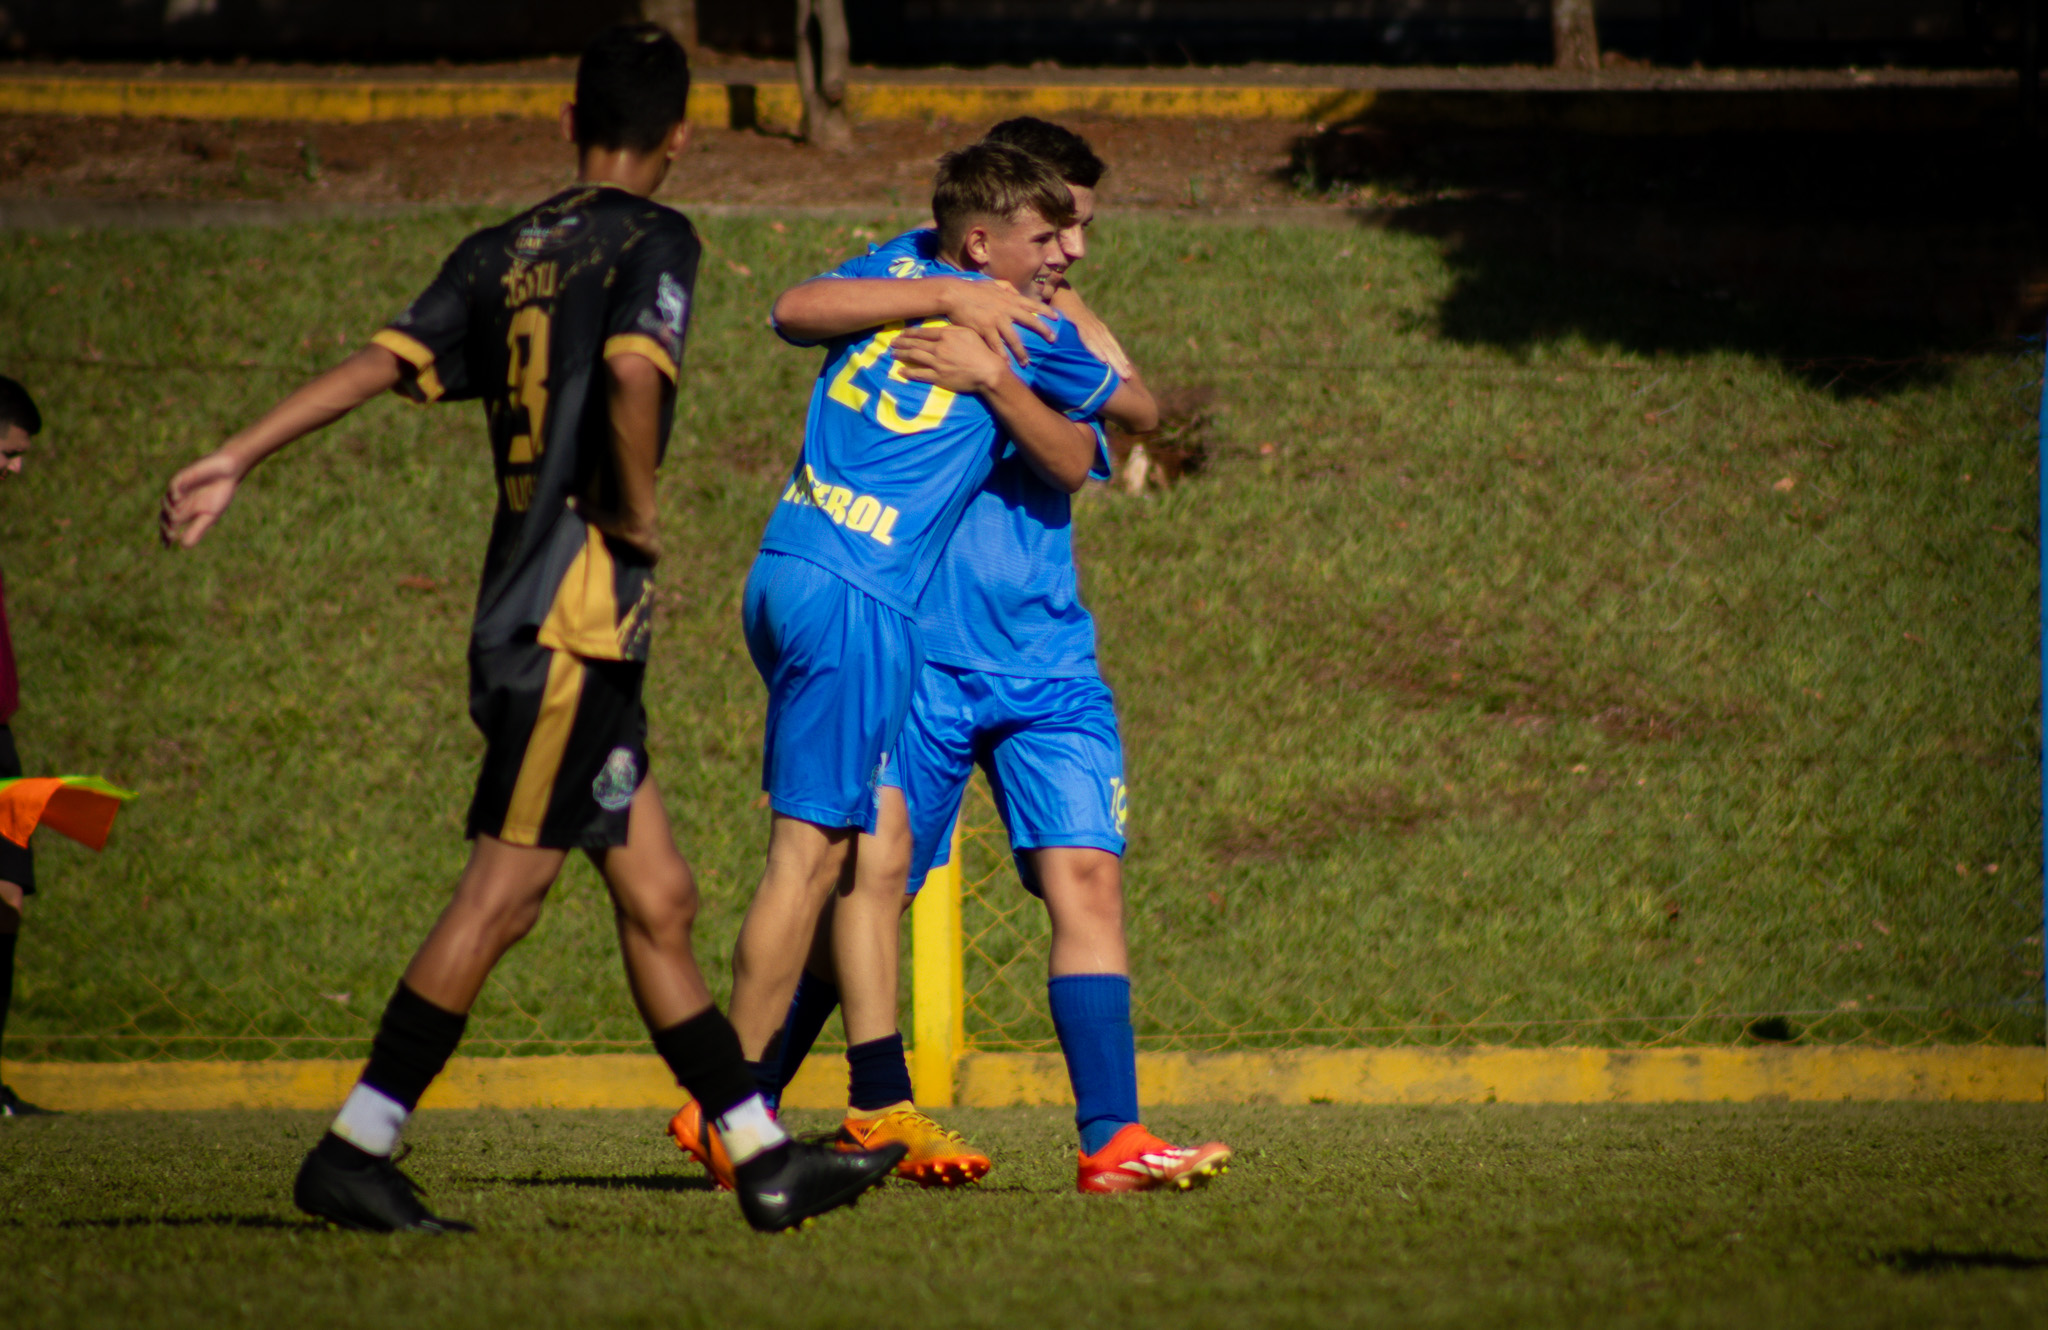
[9,1045,2039,1112]
[4,1052,845,1113]
[909,815,966,1107]
[0,77,1369,126]
[957,1046,2047,1107]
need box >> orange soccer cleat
[1075,1124,1233,1194]
[836,1104,992,1188]
[667,1098,737,1192]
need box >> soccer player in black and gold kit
[158,24,901,1234]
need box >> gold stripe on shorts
[499,650,586,846]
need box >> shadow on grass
[53,1214,316,1231]
[1289,123,2043,396]
[1876,1249,2048,1274]
[492,1173,721,1194]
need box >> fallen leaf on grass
[397,575,437,592]
[725,259,753,277]
[1772,476,1797,492]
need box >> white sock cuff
[712,1094,789,1166]
[331,1082,408,1157]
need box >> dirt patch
[0,111,1318,213]
[1211,782,1442,864]
[1305,607,1706,744]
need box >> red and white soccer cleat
[1076,1123,1233,1194]
[667,1097,737,1192]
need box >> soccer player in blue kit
[675,120,1232,1194]
[678,142,1126,1188]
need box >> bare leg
[728,813,855,1058]
[1032,847,1129,978]
[835,787,913,1046]
[591,778,715,1029]
[402,835,567,1013]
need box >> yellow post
[910,814,965,1106]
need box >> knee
[618,864,700,939]
[490,896,548,948]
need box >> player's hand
[890,325,1009,396]
[935,278,1054,366]
[159,451,245,549]
[1050,283,1136,379]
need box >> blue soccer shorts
[886,662,1127,896]
[743,551,922,833]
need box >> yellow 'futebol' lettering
[780,465,899,546]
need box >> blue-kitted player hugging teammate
[671,121,1232,1195]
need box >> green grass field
[6,1103,2048,1328]
[0,208,2037,1059]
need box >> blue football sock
[846,1032,914,1112]
[1048,973,1139,1155]
[766,970,841,1113]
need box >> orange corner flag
[0,776,138,852]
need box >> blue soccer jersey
[757,240,1120,617]
[838,230,1117,677]
[919,441,1113,677]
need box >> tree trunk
[1552,0,1600,71]
[639,0,696,58]
[796,0,852,148]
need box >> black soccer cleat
[0,1084,59,1117]
[294,1146,475,1234]
[736,1138,907,1234]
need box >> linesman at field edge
[0,374,52,1120]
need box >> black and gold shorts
[465,639,649,850]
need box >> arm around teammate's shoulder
[159,343,404,549]
[771,276,1053,362]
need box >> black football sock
[845,1033,914,1113]
[361,982,468,1109]
[320,982,466,1165]
[653,1009,791,1183]
[651,1006,767,1123]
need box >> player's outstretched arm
[1049,283,1158,434]
[159,344,403,549]
[891,325,1098,493]
[590,351,666,563]
[773,277,1055,363]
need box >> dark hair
[573,22,693,154]
[0,375,40,436]
[983,117,1105,189]
[932,142,1078,253]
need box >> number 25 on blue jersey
[827,321,957,434]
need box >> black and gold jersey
[373,184,700,662]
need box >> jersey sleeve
[374,246,475,404]
[1015,314,1122,421]
[603,216,703,383]
[770,240,932,348]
